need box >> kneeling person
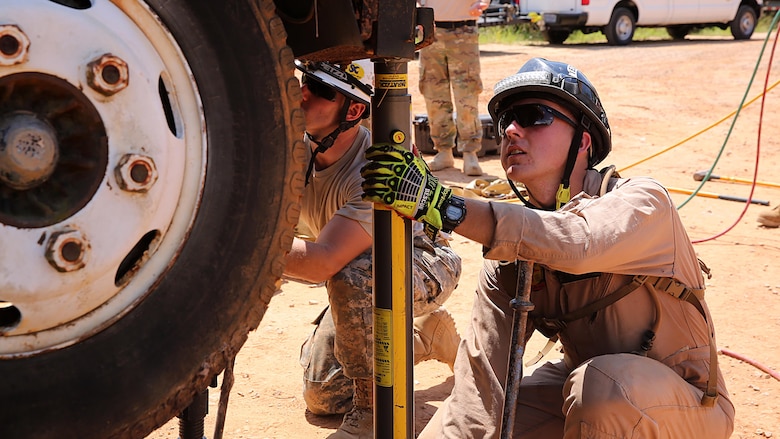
[284,59,463,439]
[362,58,734,439]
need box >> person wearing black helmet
[284,59,463,439]
[361,58,734,438]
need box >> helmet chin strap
[555,126,584,209]
[304,99,359,185]
[508,126,584,211]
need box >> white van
[520,0,762,45]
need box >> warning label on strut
[376,74,407,89]
[374,307,393,387]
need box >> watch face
[445,204,463,220]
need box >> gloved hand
[361,143,452,235]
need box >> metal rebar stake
[500,260,535,439]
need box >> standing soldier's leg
[420,30,456,171]
[448,25,483,176]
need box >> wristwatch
[441,194,467,233]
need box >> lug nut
[46,230,89,272]
[115,154,158,192]
[87,53,129,96]
[0,25,30,66]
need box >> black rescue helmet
[488,58,611,167]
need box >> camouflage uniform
[297,126,462,416]
[419,22,483,154]
[300,234,461,415]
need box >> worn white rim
[0,0,206,356]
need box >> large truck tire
[0,0,304,437]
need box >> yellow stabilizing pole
[666,187,769,206]
[693,170,780,189]
[372,59,414,439]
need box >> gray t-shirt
[298,126,373,239]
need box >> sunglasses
[497,103,577,136]
[302,74,337,102]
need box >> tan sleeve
[483,177,703,288]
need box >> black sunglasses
[302,74,337,102]
[497,103,577,136]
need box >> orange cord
[719,348,780,382]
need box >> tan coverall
[419,170,735,438]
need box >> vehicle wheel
[0,0,304,438]
[604,7,636,46]
[731,5,757,40]
[666,25,691,40]
[544,29,572,45]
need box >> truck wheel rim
[0,0,205,356]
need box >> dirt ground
[149,35,780,438]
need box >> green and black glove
[361,143,453,238]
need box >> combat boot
[462,151,483,176]
[427,148,455,171]
[413,307,461,371]
[327,378,373,439]
[758,205,780,227]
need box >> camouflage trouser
[299,237,462,415]
[418,25,483,154]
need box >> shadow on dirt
[300,376,456,431]
[414,376,455,432]
[304,410,343,429]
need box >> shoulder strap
[535,275,649,332]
